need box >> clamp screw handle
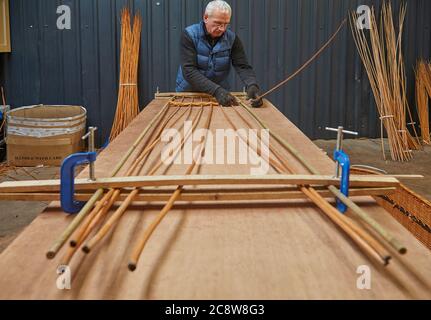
[325,126,358,178]
[82,127,98,181]
[325,126,359,137]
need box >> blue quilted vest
[176,22,236,92]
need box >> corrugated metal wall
[1,0,431,145]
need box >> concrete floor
[0,166,60,253]
[0,138,430,254]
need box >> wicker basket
[352,168,431,251]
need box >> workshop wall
[1,0,430,145]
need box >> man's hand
[246,84,263,108]
[214,87,237,107]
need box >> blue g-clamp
[333,150,350,213]
[60,127,97,214]
[325,126,359,214]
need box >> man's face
[203,10,231,38]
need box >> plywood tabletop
[0,98,429,299]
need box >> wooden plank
[0,187,397,202]
[0,98,429,299]
[0,174,400,193]
[380,175,424,179]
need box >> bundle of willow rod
[58,102,201,266]
[110,9,142,142]
[350,2,420,161]
[415,60,431,144]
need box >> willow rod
[416,60,431,144]
[62,189,121,265]
[219,107,285,174]
[67,106,188,251]
[302,187,390,264]
[169,101,219,107]
[128,105,188,175]
[59,104,174,258]
[128,105,214,271]
[225,105,390,264]
[236,98,406,255]
[1,187,396,202]
[110,9,142,141]
[66,102,192,258]
[46,98,173,259]
[349,3,419,161]
[82,104,204,254]
[68,189,116,247]
[68,105,192,258]
[256,18,347,101]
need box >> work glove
[246,84,263,108]
[214,87,237,107]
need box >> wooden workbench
[0,97,430,299]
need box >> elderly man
[176,0,263,107]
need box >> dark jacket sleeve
[231,36,258,89]
[180,31,221,95]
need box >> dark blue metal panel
[97,0,117,143]
[61,1,82,105]
[1,0,431,145]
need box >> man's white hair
[205,0,232,17]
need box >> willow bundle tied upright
[415,60,431,144]
[350,2,420,161]
[110,9,142,142]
